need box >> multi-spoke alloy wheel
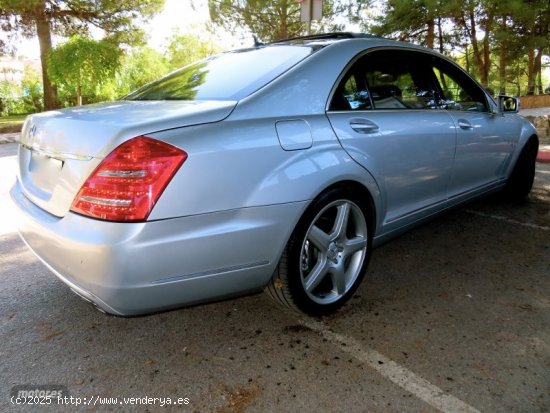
[300,199,368,304]
[266,187,372,316]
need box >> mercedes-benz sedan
[11,33,538,316]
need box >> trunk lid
[17,100,236,218]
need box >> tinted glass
[332,73,373,110]
[431,59,488,112]
[330,50,438,111]
[126,46,315,101]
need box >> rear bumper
[10,181,305,315]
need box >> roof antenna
[252,34,264,47]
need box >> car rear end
[10,43,330,315]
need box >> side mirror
[497,95,520,113]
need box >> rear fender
[148,116,382,234]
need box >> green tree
[48,36,120,106]
[0,79,22,115]
[209,0,302,41]
[372,0,441,49]
[372,0,549,93]
[166,31,220,70]
[449,0,498,87]
[21,63,43,112]
[0,0,164,110]
[116,46,169,95]
[508,0,549,95]
[207,0,354,42]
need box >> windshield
[125,45,316,101]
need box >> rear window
[125,45,316,101]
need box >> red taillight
[71,136,187,222]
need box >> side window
[432,60,488,112]
[367,70,433,109]
[329,50,438,111]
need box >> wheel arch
[527,133,539,150]
[279,178,378,265]
[508,133,539,177]
[520,133,539,151]
[504,114,539,179]
[315,180,377,236]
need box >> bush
[21,75,44,113]
[0,68,43,115]
[0,80,24,116]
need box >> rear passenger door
[327,49,457,229]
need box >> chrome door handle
[457,119,473,129]
[349,119,379,133]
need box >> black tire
[266,187,372,316]
[502,138,538,201]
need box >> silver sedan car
[11,33,538,316]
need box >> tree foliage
[207,0,358,42]
[0,64,42,115]
[48,36,120,106]
[166,31,220,70]
[372,0,450,50]
[370,0,549,94]
[0,0,165,109]
[209,0,302,41]
[21,64,43,112]
[116,46,169,96]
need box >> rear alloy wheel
[266,188,371,316]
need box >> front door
[430,58,518,198]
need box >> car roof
[268,32,385,46]
[256,32,430,54]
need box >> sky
[146,0,214,49]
